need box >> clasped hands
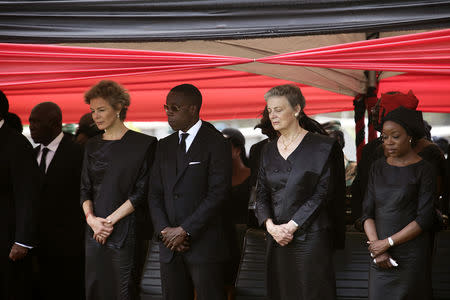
[266,219,298,246]
[87,214,114,245]
[367,239,393,269]
[161,227,190,252]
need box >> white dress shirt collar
[41,131,64,153]
[178,119,202,152]
[37,131,64,173]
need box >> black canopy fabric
[1,0,450,43]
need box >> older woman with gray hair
[255,84,345,300]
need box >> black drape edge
[0,0,450,43]
[1,22,449,44]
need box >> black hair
[0,90,9,119]
[254,106,278,140]
[5,112,23,133]
[169,84,202,113]
[222,127,249,167]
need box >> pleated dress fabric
[256,133,339,300]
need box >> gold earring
[294,112,299,118]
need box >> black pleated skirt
[85,230,139,300]
[266,229,336,300]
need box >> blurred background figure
[222,127,251,286]
[433,136,449,157]
[322,121,357,188]
[248,107,278,227]
[323,121,357,225]
[222,127,251,225]
[75,112,103,145]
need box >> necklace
[281,130,302,150]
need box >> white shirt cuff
[15,242,33,249]
[290,220,299,227]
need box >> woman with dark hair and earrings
[362,106,435,300]
[81,80,157,300]
[255,84,346,300]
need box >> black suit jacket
[34,134,84,256]
[149,122,232,263]
[0,124,40,257]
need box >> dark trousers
[1,251,34,300]
[34,252,85,300]
[160,254,226,300]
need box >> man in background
[29,102,85,299]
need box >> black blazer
[149,122,232,263]
[34,134,85,256]
[256,132,346,249]
[0,124,40,255]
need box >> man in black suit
[149,84,232,300]
[29,102,85,299]
[0,90,40,300]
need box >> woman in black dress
[362,106,435,300]
[222,127,251,284]
[255,84,345,300]
[80,80,157,300]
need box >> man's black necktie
[39,147,49,174]
[176,133,189,174]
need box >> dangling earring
[294,112,299,118]
[409,138,412,143]
[117,112,120,119]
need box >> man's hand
[175,240,191,253]
[161,227,188,251]
[9,244,29,261]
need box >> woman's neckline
[276,131,310,161]
[101,129,130,141]
[384,157,424,168]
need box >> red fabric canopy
[0,43,251,87]
[5,68,353,123]
[258,29,450,74]
[1,28,450,123]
